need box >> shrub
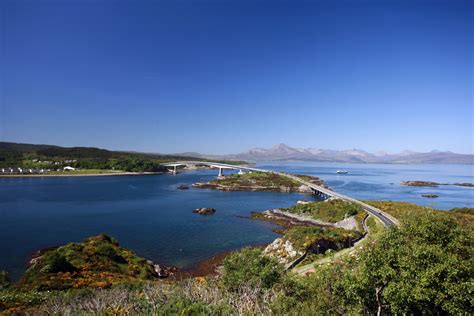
[41,252,76,274]
[95,244,126,263]
[0,270,10,290]
[222,247,283,291]
[160,297,235,315]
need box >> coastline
[173,244,269,280]
[0,171,164,178]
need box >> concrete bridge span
[161,161,399,227]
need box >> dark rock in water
[177,185,190,190]
[401,180,439,187]
[421,194,439,198]
[193,207,216,215]
[453,183,474,187]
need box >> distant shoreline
[0,171,164,178]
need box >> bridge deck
[162,161,399,227]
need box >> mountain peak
[229,144,473,164]
[271,143,292,150]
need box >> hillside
[0,142,245,172]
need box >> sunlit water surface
[0,163,472,279]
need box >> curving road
[162,161,399,227]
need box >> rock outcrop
[193,207,216,215]
[262,209,359,231]
[264,238,304,265]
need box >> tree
[348,211,473,314]
[222,247,283,291]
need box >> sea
[0,162,472,279]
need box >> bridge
[161,161,399,227]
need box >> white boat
[336,170,349,174]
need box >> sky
[1,0,473,155]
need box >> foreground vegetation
[17,234,161,291]
[1,202,473,314]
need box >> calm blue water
[260,162,473,210]
[0,163,473,279]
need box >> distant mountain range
[1,141,472,165]
[176,143,474,164]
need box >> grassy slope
[283,226,361,252]
[364,200,474,227]
[17,234,158,291]
[281,200,363,223]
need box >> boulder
[421,194,439,198]
[193,207,216,215]
[177,185,189,190]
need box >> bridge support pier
[313,190,329,200]
[218,167,225,179]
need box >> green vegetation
[282,199,363,223]
[0,271,9,290]
[208,172,324,191]
[365,215,384,235]
[0,141,246,172]
[222,247,283,290]
[283,226,361,253]
[1,202,473,314]
[365,200,474,227]
[210,172,301,187]
[451,207,474,215]
[17,234,159,291]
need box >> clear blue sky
[1,0,472,154]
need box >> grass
[210,172,305,189]
[281,199,363,223]
[283,226,362,253]
[364,200,474,227]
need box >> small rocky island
[401,181,474,188]
[193,172,327,193]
